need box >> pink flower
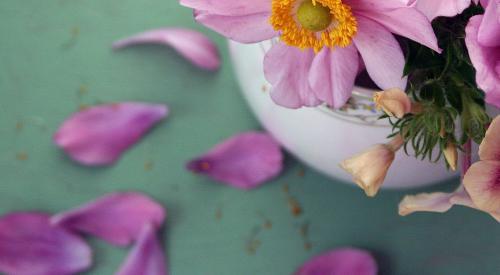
[181,0,440,109]
[465,0,500,108]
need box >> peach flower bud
[373,88,412,119]
[340,135,404,197]
[443,142,458,171]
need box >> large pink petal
[463,160,500,213]
[309,46,359,108]
[264,42,321,108]
[180,0,271,16]
[194,11,278,44]
[355,7,441,52]
[0,213,92,275]
[113,28,221,71]
[479,116,500,161]
[116,223,167,275]
[187,132,283,190]
[54,102,168,166]
[346,0,407,11]
[478,0,500,47]
[353,16,407,91]
[465,16,500,108]
[51,193,166,247]
[295,247,377,275]
[413,0,472,20]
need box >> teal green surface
[0,1,499,274]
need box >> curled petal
[373,88,412,118]
[51,193,166,246]
[479,116,500,161]
[180,0,270,16]
[113,28,221,71]
[353,16,407,91]
[399,192,455,216]
[413,0,473,20]
[0,213,92,275]
[309,46,359,108]
[340,136,403,197]
[187,132,283,190]
[54,102,168,166]
[295,247,377,275]
[463,160,500,213]
[116,223,167,275]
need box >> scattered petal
[113,28,221,71]
[116,223,167,275]
[0,213,92,275]
[51,193,166,246]
[54,102,168,166]
[187,132,283,189]
[295,247,377,275]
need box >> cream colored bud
[373,88,412,119]
[340,135,404,197]
[443,143,458,171]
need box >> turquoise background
[1,1,499,274]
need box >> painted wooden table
[0,1,499,274]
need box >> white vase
[228,40,461,189]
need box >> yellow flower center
[271,0,358,52]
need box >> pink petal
[309,45,360,108]
[264,42,321,108]
[194,11,278,44]
[113,28,221,71]
[54,102,168,166]
[51,193,166,247]
[116,223,167,275]
[187,132,283,190]
[478,0,500,47]
[0,213,92,275]
[398,192,455,216]
[465,16,500,108]
[353,16,407,91]
[180,0,271,16]
[295,247,377,275]
[413,0,473,20]
[463,160,500,213]
[479,116,500,161]
[355,7,441,53]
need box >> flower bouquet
[181,0,500,220]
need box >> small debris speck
[144,160,154,171]
[16,152,29,161]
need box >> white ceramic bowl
[229,40,459,189]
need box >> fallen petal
[398,192,454,216]
[51,192,166,246]
[116,223,167,275]
[0,213,92,275]
[113,28,221,71]
[54,102,168,166]
[295,247,377,275]
[187,132,283,190]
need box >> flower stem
[461,139,472,179]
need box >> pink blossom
[295,247,377,275]
[465,0,500,108]
[181,0,440,109]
